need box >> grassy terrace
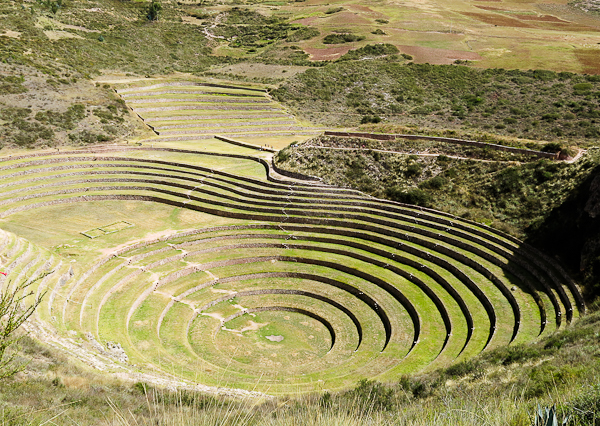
[115,80,323,147]
[0,144,583,394]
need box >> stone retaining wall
[324,131,558,159]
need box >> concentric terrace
[0,139,584,394]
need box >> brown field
[398,45,483,64]
[518,14,570,22]
[321,11,372,26]
[575,48,600,74]
[461,12,536,28]
[304,46,353,60]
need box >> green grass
[0,147,582,396]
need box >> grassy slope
[3,305,600,425]
[274,136,600,298]
[272,60,600,144]
[0,0,218,149]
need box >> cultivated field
[0,134,585,394]
[196,0,600,73]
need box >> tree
[0,276,45,379]
[147,0,162,21]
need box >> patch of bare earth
[518,14,569,22]
[398,45,483,64]
[291,16,318,25]
[304,46,352,61]
[0,30,21,38]
[208,63,309,79]
[461,12,536,27]
[575,48,600,74]
[323,11,371,25]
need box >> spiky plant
[533,405,569,426]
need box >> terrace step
[0,150,582,394]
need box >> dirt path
[565,148,587,163]
[301,144,508,163]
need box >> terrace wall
[324,131,559,159]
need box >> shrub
[340,43,398,60]
[0,107,31,121]
[385,187,431,206]
[404,163,422,178]
[419,175,446,189]
[287,26,320,42]
[542,112,561,121]
[573,82,593,92]
[541,142,563,153]
[346,379,395,411]
[0,278,45,379]
[276,147,291,162]
[147,0,162,21]
[323,33,365,44]
[325,6,343,14]
[492,168,522,194]
[445,360,480,378]
[485,344,542,366]
[371,29,386,35]
[360,115,381,124]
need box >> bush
[147,0,162,21]
[345,379,395,411]
[404,163,422,178]
[276,147,291,162]
[323,33,365,44]
[492,168,522,194]
[542,112,561,121]
[287,26,320,42]
[385,187,431,206]
[573,82,593,92]
[340,43,398,60]
[360,115,381,124]
[485,344,541,366]
[541,142,563,153]
[445,360,480,378]
[419,175,446,189]
[325,6,343,14]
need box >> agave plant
[533,405,569,426]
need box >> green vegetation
[272,61,600,143]
[146,0,162,21]
[0,146,581,394]
[275,136,599,238]
[324,6,344,14]
[0,0,216,77]
[3,303,600,424]
[339,44,399,61]
[0,75,27,95]
[322,33,365,44]
[0,279,43,379]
